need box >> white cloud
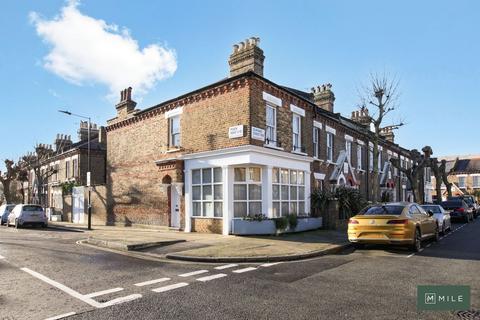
[30,0,177,97]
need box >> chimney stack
[380,127,395,143]
[78,121,99,142]
[54,134,73,153]
[351,108,371,127]
[311,84,335,112]
[228,37,265,77]
[115,86,137,120]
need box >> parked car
[348,202,439,252]
[0,204,16,225]
[6,204,48,228]
[421,204,451,234]
[448,196,479,218]
[441,199,473,222]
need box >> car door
[415,205,434,237]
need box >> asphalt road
[0,219,479,320]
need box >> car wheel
[441,223,446,235]
[352,243,364,249]
[465,215,470,223]
[411,228,422,252]
[434,225,440,242]
[14,219,19,229]
[42,223,48,228]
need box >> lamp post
[59,110,92,230]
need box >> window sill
[326,160,335,165]
[191,216,223,220]
[263,144,284,151]
[292,150,308,156]
[166,148,182,153]
[313,157,323,163]
[357,169,366,173]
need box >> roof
[451,158,480,174]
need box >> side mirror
[427,210,434,217]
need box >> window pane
[202,168,212,184]
[281,202,289,216]
[290,186,298,200]
[290,170,297,184]
[234,202,247,218]
[214,185,223,200]
[234,168,246,182]
[272,185,280,200]
[290,202,297,215]
[203,202,213,216]
[281,185,289,200]
[248,184,262,200]
[192,169,202,184]
[213,167,223,183]
[171,116,180,133]
[192,186,201,201]
[299,202,305,215]
[272,168,279,183]
[249,167,261,182]
[249,202,262,216]
[298,187,305,200]
[192,202,201,216]
[272,202,280,218]
[214,202,223,217]
[234,185,247,200]
[298,171,304,185]
[202,185,213,201]
[281,169,289,184]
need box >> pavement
[1,218,479,319]
[47,221,350,262]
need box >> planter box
[231,219,276,235]
[231,217,323,235]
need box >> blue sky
[1,0,479,171]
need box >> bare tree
[21,144,57,206]
[359,73,404,202]
[0,159,21,204]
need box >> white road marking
[196,274,227,282]
[260,262,282,267]
[85,287,124,298]
[152,282,189,293]
[21,267,141,308]
[44,312,76,320]
[0,254,5,259]
[232,267,257,273]
[134,277,170,287]
[419,248,424,252]
[100,294,142,308]
[426,244,431,248]
[439,237,443,240]
[406,253,415,258]
[214,264,238,270]
[178,270,208,277]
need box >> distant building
[432,155,480,201]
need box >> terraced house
[106,38,413,234]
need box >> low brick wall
[191,218,223,234]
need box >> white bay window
[233,167,262,218]
[192,167,223,217]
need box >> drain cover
[456,310,480,320]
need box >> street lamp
[59,110,92,230]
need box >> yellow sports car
[348,202,439,252]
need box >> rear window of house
[422,206,441,213]
[23,206,43,212]
[441,201,462,209]
[359,205,404,215]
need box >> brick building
[28,122,106,222]
[106,37,413,234]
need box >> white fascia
[262,92,282,107]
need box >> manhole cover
[456,310,480,320]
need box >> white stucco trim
[165,107,183,119]
[357,140,365,146]
[345,135,353,142]
[262,92,282,107]
[313,120,322,129]
[325,126,336,135]
[314,172,326,180]
[290,104,305,117]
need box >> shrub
[243,214,267,222]
[274,217,288,231]
[287,214,298,229]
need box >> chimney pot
[228,37,265,77]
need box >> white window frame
[313,127,320,158]
[169,115,181,148]
[72,158,78,178]
[326,132,334,161]
[345,140,352,163]
[65,160,70,179]
[233,167,262,218]
[266,104,277,146]
[272,168,306,217]
[472,175,480,188]
[357,144,363,170]
[457,176,467,188]
[292,114,301,152]
[191,167,223,218]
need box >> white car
[6,204,48,228]
[0,204,15,225]
[421,204,451,234]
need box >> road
[0,219,479,320]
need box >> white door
[72,186,85,224]
[170,185,180,228]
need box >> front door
[170,185,180,228]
